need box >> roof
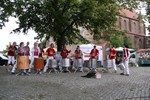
[119,8,139,20]
[137,49,150,52]
[116,47,135,52]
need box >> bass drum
[34,58,44,70]
[61,58,70,67]
[17,56,29,69]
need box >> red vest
[24,46,30,56]
[34,47,39,56]
[123,48,129,58]
[90,49,99,58]
[19,47,25,56]
[8,45,17,56]
[109,48,116,59]
[61,49,68,58]
[47,48,55,56]
[75,50,82,58]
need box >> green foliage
[2,45,9,57]
[123,35,132,48]
[116,0,140,9]
[109,30,126,47]
[0,0,14,28]
[38,39,47,48]
[96,28,132,48]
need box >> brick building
[80,9,147,49]
[116,9,146,49]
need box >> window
[133,22,136,33]
[123,20,127,30]
[129,19,132,32]
[139,39,142,49]
[119,17,122,29]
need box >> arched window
[119,17,122,29]
[123,20,127,30]
[133,22,136,33]
[139,39,142,49]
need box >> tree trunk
[56,37,65,52]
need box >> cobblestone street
[0,66,150,100]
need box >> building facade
[80,9,147,49]
[116,9,146,49]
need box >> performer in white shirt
[120,44,131,76]
[28,42,40,73]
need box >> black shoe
[120,73,124,75]
[81,72,96,78]
[125,74,129,76]
[11,72,16,74]
[63,70,69,73]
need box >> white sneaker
[28,69,31,73]
[80,68,83,72]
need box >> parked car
[0,54,8,66]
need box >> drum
[107,59,112,68]
[75,58,83,68]
[34,58,44,70]
[62,58,70,67]
[49,59,57,68]
[17,56,29,69]
[89,58,97,69]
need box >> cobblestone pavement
[0,66,150,100]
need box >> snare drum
[62,58,70,67]
[17,56,29,69]
[34,58,44,70]
[107,59,112,68]
[89,58,97,69]
[49,59,57,68]
[75,58,83,68]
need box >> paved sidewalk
[0,66,150,100]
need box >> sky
[138,2,150,36]
[0,17,37,51]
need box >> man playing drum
[60,45,71,72]
[89,45,99,71]
[6,42,17,72]
[109,46,117,73]
[43,43,56,73]
[11,42,30,75]
[38,43,44,58]
[28,42,40,73]
[74,46,84,72]
[24,42,30,56]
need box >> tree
[0,0,143,51]
[107,30,132,48]
[0,0,14,28]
